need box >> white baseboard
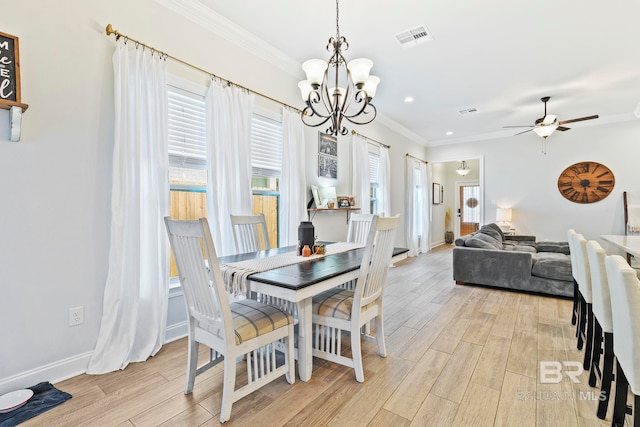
[432,238,445,247]
[164,321,188,344]
[0,321,189,395]
[0,351,92,395]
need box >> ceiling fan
[504,96,599,139]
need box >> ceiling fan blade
[503,125,534,128]
[514,129,533,136]
[558,115,599,125]
[557,126,571,131]
[542,114,557,125]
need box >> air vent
[458,107,478,115]
[394,25,433,49]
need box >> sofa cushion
[465,232,503,249]
[536,241,570,255]
[479,224,503,243]
[531,252,573,282]
[503,243,537,253]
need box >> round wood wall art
[557,161,615,204]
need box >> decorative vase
[302,245,311,257]
[298,221,315,255]
[445,231,454,244]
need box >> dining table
[218,244,409,381]
[600,234,640,259]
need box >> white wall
[0,0,425,392]
[430,159,481,247]
[426,119,640,244]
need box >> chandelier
[456,161,471,176]
[297,0,380,136]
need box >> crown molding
[155,0,301,78]
[375,113,430,146]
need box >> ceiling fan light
[347,58,373,87]
[302,59,328,86]
[533,124,558,138]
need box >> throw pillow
[485,223,505,241]
[479,224,503,242]
[465,232,502,250]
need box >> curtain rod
[405,153,428,164]
[350,130,391,149]
[105,24,302,113]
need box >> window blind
[368,148,380,183]
[167,85,207,169]
[251,113,283,178]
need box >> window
[369,147,380,214]
[166,80,284,274]
[250,111,283,247]
[167,82,207,278]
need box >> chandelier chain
[335,0,340,39]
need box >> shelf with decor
[307,207,360,223]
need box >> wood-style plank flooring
[26,245,630,426]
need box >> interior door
[459,184,481,236]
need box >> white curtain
[379,146,391,216]
[205,80,255,256]
[88,39,169,374]
[351,134,371,214]
[405,156,430,256]
[280,107,307,245]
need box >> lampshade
[347,58,373,86]
[298,80,313,101]
[302,59,328,86]
[533,124,558,138]
[456,160,470,176]
[363,75,380,99]
[496,208,512,222]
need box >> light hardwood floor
[26,245,629,426]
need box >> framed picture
[318,132,338,157]
[311,185,321,208]
[433,183,442,204]
[318,154,337,179]
[337,196,350,208]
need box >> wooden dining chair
[164,217,294,423]
[310,215,400,382]
[230,214,270,254]
[346,213,375,244]
[604,254,640,427]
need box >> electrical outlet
[69,306,84,326]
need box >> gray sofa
[452,223,573,298]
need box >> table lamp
[496,208,512,231]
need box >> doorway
[458,183,481,236]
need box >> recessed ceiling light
[446,131,453,136]
[404,96,414,103]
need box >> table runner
[220,242,364,296]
